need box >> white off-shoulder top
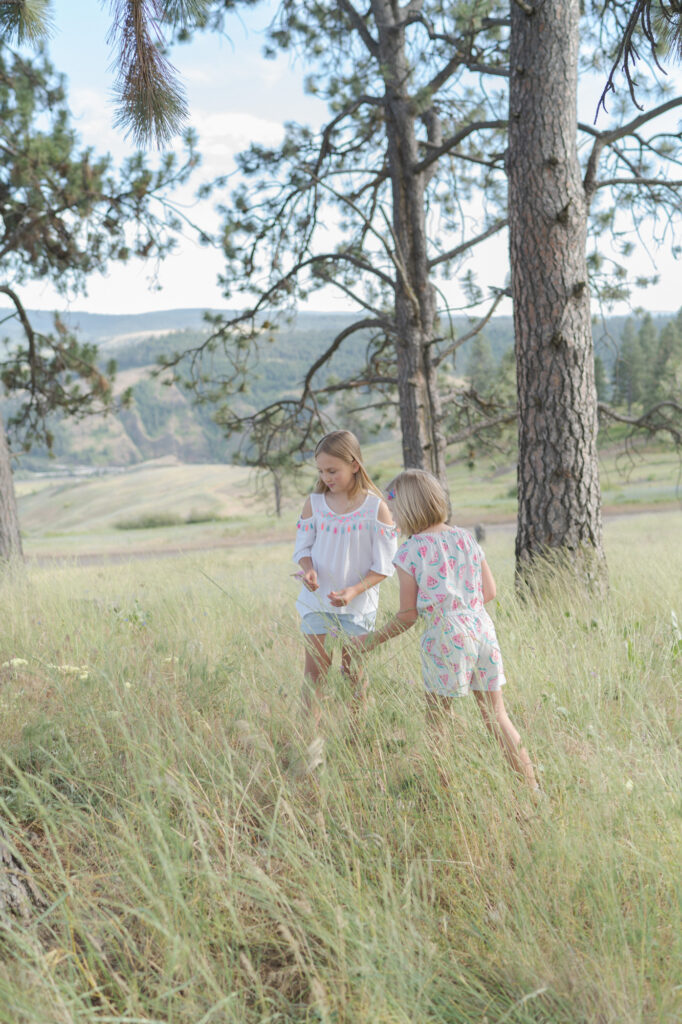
[293,491,398,630]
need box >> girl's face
[316,452,359,494]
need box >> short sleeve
[293,514,316,563]
[393,537,417,577]
[370,521,398,576]
[460,528,484,563]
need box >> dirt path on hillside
[25,502,680,568]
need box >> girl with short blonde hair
[352,468,539,793]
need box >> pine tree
[507,0,682,585]
[594,355,609,402]
[0,42,197,559]
[653,315,682,400]
[614,320,644,411]
[637,313,659,407]
[466,335,497,397]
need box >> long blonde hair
[314,430,382,499]
[385,468,448,535]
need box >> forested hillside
[3,306,679,470]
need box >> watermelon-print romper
[393,528,506,698]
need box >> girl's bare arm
[352,568,419,651]
[481,559,496,603]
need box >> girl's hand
[301,568,319,592]
[328,585,358,607]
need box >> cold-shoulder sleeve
[293,510,316,563]
[370,519,398,576]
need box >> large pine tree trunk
[371,0,447,488]
[0,418,23,561]
[508,0,606,587]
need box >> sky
[11,2,682,318]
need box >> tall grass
[0,514,680,1023]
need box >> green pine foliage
[0,40,197,453]
[466,334,497,396]
[612,311,682,412]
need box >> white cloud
[192,110,284,177]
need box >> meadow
[0,456,680,1023]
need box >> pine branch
[582,96,682,198]
[428,220,508,270]
[338,0,379,57]
[598,400,682,444]
[301,317,394,400]
[414,120,508,174]
[0,285,38,392]
[593,176,682,190]
[108,0,189,147]
[446,410,518,445]
[431,288,509,365]
[596,0,682,118]
[0,0,53,44]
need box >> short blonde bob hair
[385,468,449,536]
[314,430,382,499]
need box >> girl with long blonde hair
[293,430,397,727]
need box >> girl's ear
[350,459,360,473]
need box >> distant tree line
[612,309,682,413]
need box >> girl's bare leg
[341,644,367,700]
[474,690,538,789]
[341,644,368,734]
[283,636,330,777]
[303,635,332,731]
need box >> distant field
[16,460,262,556]
[15,442,681,560]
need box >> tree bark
[371,0,448,489]
[508,0,606,587]
[0,418,23,562]
[0,829,44,920]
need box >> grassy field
[0,505,680,1022]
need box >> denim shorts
[300,612,369,637]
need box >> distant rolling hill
[0,307,230,345]
[1,305,678,471]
